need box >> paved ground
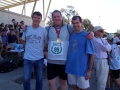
[0,67,119,90]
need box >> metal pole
[24,3,26,15]
[21,0,26,15]
[43,0,45,21]
[99,16,100,25]
[44,0,52,21]
[31,0,38,17]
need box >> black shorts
[110,69,120,79]
[47,63,67,80]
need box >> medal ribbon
[54,27,62,38]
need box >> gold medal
[57,38,61,43]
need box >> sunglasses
[98,30,104,33]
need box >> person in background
[11,19,20,43]
[0,29,3,60]
[106,34,120,90]
[113,34,120,44]
[0,22,4,28]
[18,21,24,44]
[4,24,10,34]
[92,26,111,90]
[65,16,94,90]
[11,19,19,30]
[8,27,23,49]
[19,21,24,36]
[1,29,13,56]
[0,24,4,30]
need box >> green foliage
[46,5,94,32]
[82,18,94,31]
[46,12,53,26]
[103,31,109,37]
[46,5,79,25]
[60,5,79,23]
[117,29,120,33]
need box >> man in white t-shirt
[22,11,47,90]
[114,34,120,44]
[105,34,120,90]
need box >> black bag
[0,60,13,73]
[17,59,24,67]
[12,61,18,69]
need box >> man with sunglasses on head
[92,26,111,90]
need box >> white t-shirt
[109,44,120,70]
[22,25,47,60]
[113,36,120,43]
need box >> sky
[9,0,120,33]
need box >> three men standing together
[22,10,110,90]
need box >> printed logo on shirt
[26,34,41,44]
[73,40,77,52]
[115,54,120,61]
[50,41,63,55]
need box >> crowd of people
[1,10,120,90]
[0,19,24,60]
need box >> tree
[46,5,79,25]
[117,29,120,34]
[46,6,94,32]
[60,5,79,24]
[46,12,53,26]
[82,18,94,31]
[103,31,109,38]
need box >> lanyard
[54,27,62,38]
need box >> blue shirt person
[65,16,94,90]
[66,30,94,76]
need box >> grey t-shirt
[45,24,74,65]
[22,25,47,60]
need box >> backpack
[47,24,71,36]
[0,60,13,73]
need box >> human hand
[44,52,48,59]
[86,31,94,40]
[85,70,91,80]
[21,25,28,32]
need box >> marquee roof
[0,0,38,10]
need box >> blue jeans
[23,58,44,90]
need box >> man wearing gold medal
[45,10,94,90]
